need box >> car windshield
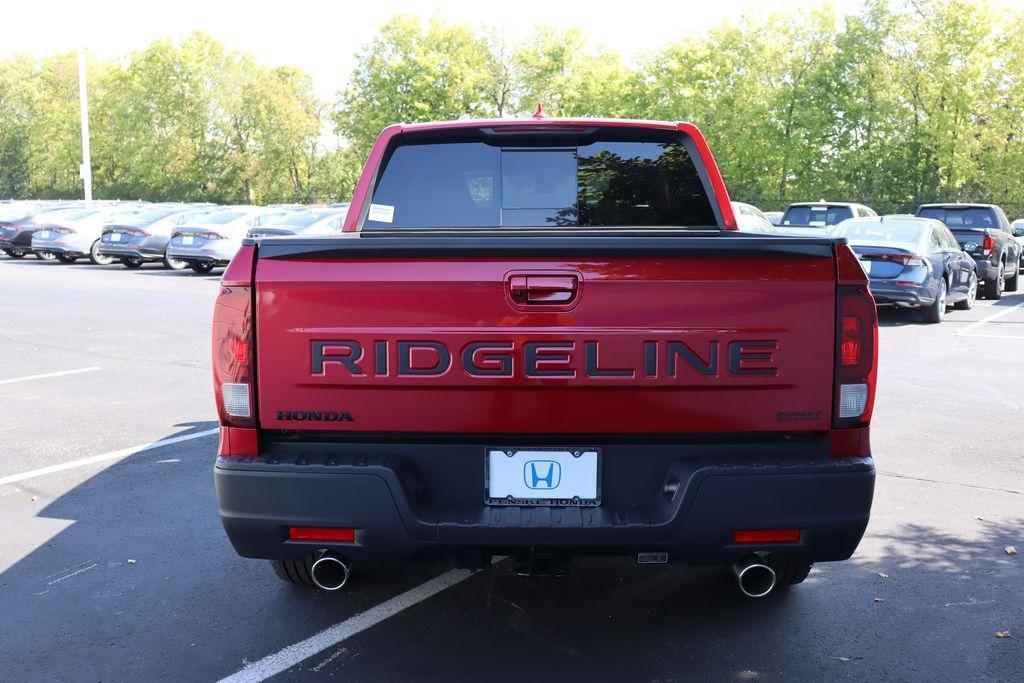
[364,133,717,229]
[834,222,924,243]
[917,207,995,229]
[781,205,854,227]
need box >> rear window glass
[916,207,996,229]
[781,205,854,227]
[199,211,245,225]
[272,210,343,228]
[833,221,924,243]
[363,136,717,229]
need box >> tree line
[1,0,1022,214]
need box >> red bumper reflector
[733,529,801,544]
[288,526,356,542]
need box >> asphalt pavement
[0,256,1021,681]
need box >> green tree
[334,15,500,153]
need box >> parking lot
[0,256,1021,681]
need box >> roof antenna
[532,102,547,119]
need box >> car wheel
[982,263,1004,299]
[89,240,115,266]
[270,558,316,587]
[189,262,215,274]
[36,250,56,261]
[162,250,188,270]
[1006,262,1020,292]
[122,257,144,269]
[922,277,947,324]
[954,271,977,310]
[7,248,26,259]
[57,253,78,264]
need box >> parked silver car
[98,205,219,269]
[167,207,295,273]
[31,205,150,264]
[246,206,349,239]
[2,206,91,259]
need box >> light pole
[77,47,93,204]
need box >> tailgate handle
[510,275,579,304]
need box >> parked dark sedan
[833,216,978,323]
[915,203,1020,299]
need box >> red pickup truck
[213,115,877,598]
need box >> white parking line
[219,568,475,682]
[0,428,219,487]
[0,366,101,386]
[954,301,1024,336]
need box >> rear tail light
[212,249,256,429]
[834,284,877,429]
[982,234,994,256]
[860,252,926,267]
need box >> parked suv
[915,204,1020,299]
[777,202,876,235]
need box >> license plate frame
[484,447,601,507]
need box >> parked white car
[31,205,149,264]
[166,206,295,274]
[732,202,777,233]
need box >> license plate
[485,448,600,506]
[110,233,122,242]
[182,235,195,245]
[37,230,50,238]
[860,259,872,275]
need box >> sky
[4,0,858,97]
[4,0,1023,99]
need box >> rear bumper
[973,259,1001,281]
[32,245,87,257]
[868,280,933,307]
[215,438,875,568]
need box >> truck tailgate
[254,237,837,434]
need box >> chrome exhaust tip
[310,555,350,591]
[734,557,777,598]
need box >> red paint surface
[254,256,839,433]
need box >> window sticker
[368,203,395,223]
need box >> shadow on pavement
[287,515,1022,681]
[0,420,444,680]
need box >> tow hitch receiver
[514,552,571,577]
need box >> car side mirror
[1013,226,1024,237]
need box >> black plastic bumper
[215,438,875,569]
